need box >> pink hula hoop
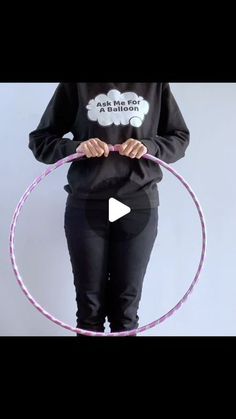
[9,145,207,336]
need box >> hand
[76,138,110,158]
[116,139,148,159]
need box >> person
[29,83,190,335]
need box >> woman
[29,83,190,335]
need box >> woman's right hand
[76,138,110,158]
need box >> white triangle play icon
[109,198,131,222]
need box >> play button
[109,198,131,222]
[67,176,156,242]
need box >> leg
[107,208,158,333]
[64,204,109,334]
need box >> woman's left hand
[116,139,148,159]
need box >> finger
[83,143,93,158]
[122,140,139,156]
[87,141,100,157]
[136,145,147,159]
[96,139,110,157]
[103,142,110,157]
[128,143,143,158]
[119,139,134,154]
[89,139,105,156]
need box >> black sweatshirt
[29,83,190,208]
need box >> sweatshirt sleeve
[29,83,82,164]
[141,83,190,163]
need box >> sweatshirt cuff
[140,139,160,156]
[59,139,88,160]
[62,139,82,156]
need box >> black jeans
[64,202,158,334]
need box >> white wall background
[0,83,235,336]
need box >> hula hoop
[9,144,207,336]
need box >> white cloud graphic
[86,89,149,127]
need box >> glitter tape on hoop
[9,144,207,336]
